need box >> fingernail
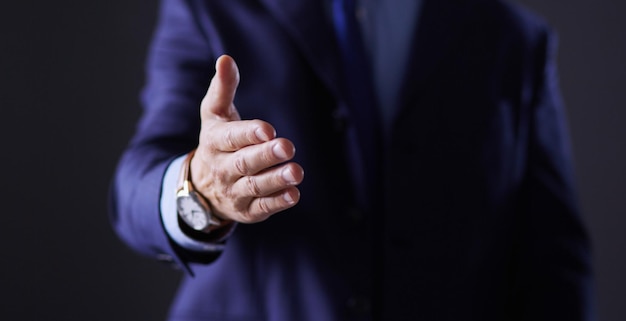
[255,127,270,141]
[282,167,296,184]
[283,191,295,204]
[273,143,289,160]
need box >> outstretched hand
[190,55,304,223]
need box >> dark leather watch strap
[177,149,196,191]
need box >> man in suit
[109,0,594,320]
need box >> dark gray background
[0,0,623,320]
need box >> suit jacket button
[156,253,173,263]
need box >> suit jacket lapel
[258,0,468,130]
[258,0,343,99]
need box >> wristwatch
[176,149,227,233]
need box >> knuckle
[224,129,238,150]
[234,154,249,175]
[238,209,257,224]
[244,176,262,196]
[257,198,273,216]
[237,199,273,224]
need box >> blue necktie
[332,0,382,210]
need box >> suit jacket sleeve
[108,0,219,273]
[515,28,594,320]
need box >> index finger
[207,119,276,152]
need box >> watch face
[177,194,210,230]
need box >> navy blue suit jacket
[109,0,594,320]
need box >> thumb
[201,55,241,121]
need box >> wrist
[176,149,235,238]
[160,155,228,252]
